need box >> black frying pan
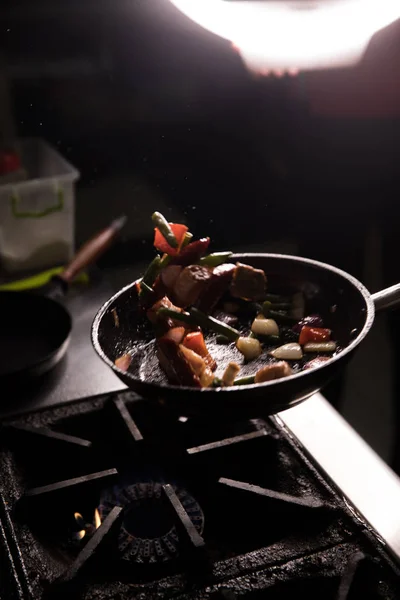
[92,253,400,419]
[0,216,126,384]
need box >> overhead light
[167,0,400,71]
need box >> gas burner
[98,480,204,563]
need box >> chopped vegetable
[222,362,241,386]
[303,356,331,369]
[141,255,162,289]
[236,337,262,360]
[255,361,292,383]
[157,306,240,341]
[148,297,184,326]
[212,310,238,327]
[251,315,279,337]
[270,343,303,360]
[173,265,213,307]
[114,354,132,371]
[292,314,324,333]
[179,345,215,387]
[157,336,201,387]
[153,214,189,255]
[183,331,216,370]
[216,334,230,344]
[157,306,195,326]
[190,307,240,342]
[234,375,256,386]
[152,212,179,248]
[170,238,210,266]
[139,281,155,299]
[230,263,267,301]
[263,308,297,324]
[304,341,337,353]
[291,292,305,320]
[179,344,207,376]
[199,252,233,267]
[299,326,331,345]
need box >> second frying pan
[0,216,126,383]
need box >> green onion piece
[212,377,223,387]
[189,307,240,342]
[141,255,162,289]
[199,251,233,267]
[234,375,256,386]
[156,307,195,325]
[268,310,297,324]
[262,301,272,316]
[152,211,178,248]
[159,254,172,269]
[249,331,257,339]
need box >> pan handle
[59,215,127,284]
[372,284,400,312]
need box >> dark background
[1,0,400,470]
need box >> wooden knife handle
[59,216,126,284]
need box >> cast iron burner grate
[0,391,399,600]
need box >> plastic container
[0,138,79,273]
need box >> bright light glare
[168,0,400,70]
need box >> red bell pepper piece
[183,331,208,357]
[154,223,188,256]
[183,331,216,371]
[299,326,331,345]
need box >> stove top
[0,391,399,599]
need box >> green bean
[216,334,231,344]
[262,302,297,324]
[139,281,155,299]
[199,252,233,267]
[152,211,178,248]
[141,255,162,288]
[181,231,193,248]
[156,307,194,325]
[233,375,255,386]
[267,310,297,324]
[264,293,291,303]
[212,377,223,387]
[189,307,240,342]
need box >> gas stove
[0,391,399,599]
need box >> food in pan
[115,212,339,388]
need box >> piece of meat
[230,262,267,301]
[196,263,236,314]
[173,265,213,308]
[254,361,292,383]
[161,265,182,289]
[157,336,201,387]
[169,238,210,266]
